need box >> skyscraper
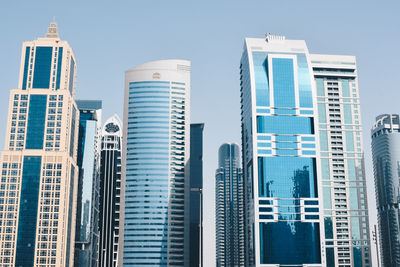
[240,34,322,266]
[0,23,79,266]
[190,123,204,267]
[215,143,244,267]
[98,115,122,267]
[74,100,102,267]
[371,114,400,267]
[121,60,191,266]
[240,33,371,267]
[312,54,371,267]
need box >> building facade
[371,114,400,267]
[0,23,79,266]
[121,60,191,266]
[240,33,371,267]
[189,123,204,267]
[74,100,102,267]
[312,54,371,267]
[240,34,323,267]
[98,115,122,267]
[215,143,244,267]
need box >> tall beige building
[0,22,79,266]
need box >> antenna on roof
[45,20,60,39]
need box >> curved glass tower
[215,143,244,267]
[121,60,190,266]
[371,114,400,267]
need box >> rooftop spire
[45,21,59,39]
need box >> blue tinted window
[319,131,328,151]
[259,222,321,264]
[253,52,269,107]
[342,79,350,97]
[316,78,325,96]
[276,135,297,142]
[274,109,296,115]
[321,159,330,180]
[346,132,354,151]
[302,143,315,148]
[324,217,333,239]
[275,142,297,149]
[26,95,47,149]
[258,157,317,198]
[343,105,352,124]
[326,247,335,267]
[69,58,75,93]
[347,159,356,180]
[15,156,42,266]
[297,54,313,108]
[56,47,63,89]
[272,58,295,108]
[323,188,332,209]
[70,107,76,156]
[32,47,52,89]
[257,115,314,134]
[318,103,326,123]
[22,47,30,90]
[353,247,362,267]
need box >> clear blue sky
[1,1,399,265]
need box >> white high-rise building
[121,60,191,266]
[0,23,79,266]
[311,54,371,267]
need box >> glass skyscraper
[0,23,79,266]
[312,54,371,267]
[240,34,372,267]
[371,114,400,267]
[189,123,204,267]
[121,60,191,266]
[74,100,102,267]
[98,115,122,267]
[240,34,322,267]
[215,143,244,267]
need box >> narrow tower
[215,143,244,267]
[98,115,122,267]
[0,22,79,266]
[371,114,400,267]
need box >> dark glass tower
[215,143,244,267]
[371,114,400,267]
[190,123,204,267]
[98,115,122,267]
[74,100,102,267]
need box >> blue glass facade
[22,47,30,90]
[15,156,42,267]
[258,157,317,198]
[32,47,53,89]
[69,58,75,94]
[26,94,47,149]
[75,100,102,267]
[259,222,320,264]
[124,81,171,265]
[240,38,322,266]
[56,47,63,90]
[215,143,245,267]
